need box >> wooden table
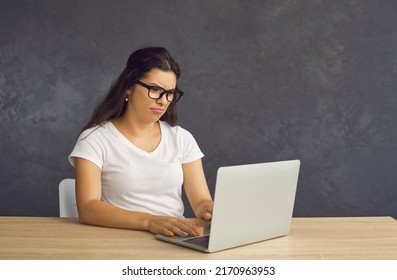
[0,216,396,259]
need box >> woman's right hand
[146,216,201,237]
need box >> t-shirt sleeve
[178,128,204,164]
[68,128,104,169]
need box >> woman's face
[126,68,177,124]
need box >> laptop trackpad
[182,235,210,248]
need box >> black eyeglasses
[136,80,184,103]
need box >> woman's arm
[74,157,199,236]
[182,159,213,221]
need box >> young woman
[69,47,213,237]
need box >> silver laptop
[156,159,300,253]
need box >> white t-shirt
[68,121,204,217]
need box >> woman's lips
[150,108,165,114]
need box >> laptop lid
[207,159,300,252]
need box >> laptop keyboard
[182,235,210,248]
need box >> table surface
[0,216,396,260]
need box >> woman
[69,47,213,237]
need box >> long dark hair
[82,47,181,132]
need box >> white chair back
[59,179,78,217]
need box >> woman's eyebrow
[147,82,176,90]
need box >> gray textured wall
[1,0,396,218]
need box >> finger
[201,211,212,221]
[170,220,199,237]
[158,226,175,237]
[181,220,202,236]
[194,228,202,236]
[167,224,190,237]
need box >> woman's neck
[113,114,159,138]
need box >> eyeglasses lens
[149,88,181,103]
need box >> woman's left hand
[196,199,213,221]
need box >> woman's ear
[125,89,132,102]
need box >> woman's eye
[150,86,162,93]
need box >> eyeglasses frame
[135,80,184,103]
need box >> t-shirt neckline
[107,121,164,156]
